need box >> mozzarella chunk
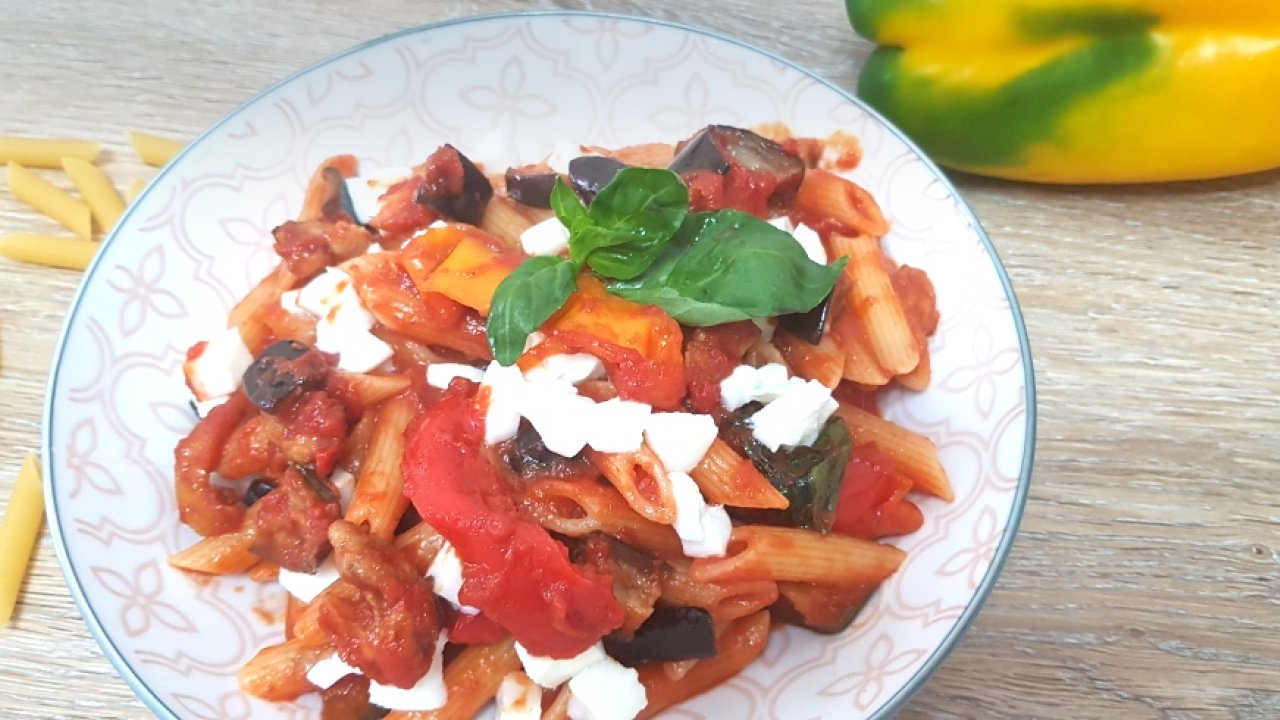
[668,471,732,557]
[308,634,450,711]
[515,641,607,689]
[293,267,392,373]
[791,222,827,264]
[426,362,485,389]
[583,398,652,454]
[191,394,229,419]
[496,672,543,720]
[544,141,583,175]
[305,653,355,690]
[519,381,598,457]
[748,379,839,451]
[566,656,648,720]
[643,412,718,473]
[342,167,413,224]
[279,289,303,315]
[524,353,605,385]
[718,362,793,411]
[427,542,479,615]
[278,558,340,603]
[331,468,356,512]
[481,361,527,445]
[185,327,253,401]
[519,216,571,256]
[767,216,794,233]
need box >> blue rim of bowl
[42,10,1036,720]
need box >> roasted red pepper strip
[401,382,623,657]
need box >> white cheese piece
[191,394,229,419]
[305,653,356,690]
[767,216,794,233]
[186,327,253,401]
[718,362,794,411]
[643,412,719,473]
[519,216,571,256]
[496,671,543,720]
[668,471,732,557]
[523,353,605,385]
[524,331,547,352]
[368,630,449,711]
[331,468,356,513]
[426,362,486,389]
[427,542,479,615]
[481,361,527,445]
[544,141,583,176]
[318,316,394,373]
[584,398,652,454]
[514,641,607,689]
[791,222,827,264]
[343,167,413,225]
[748,379,839,451]
[297,267,366,319]
[279,289,303,315]
[519,381,598,457]
[566,656,648,720]
[278,558,340,603]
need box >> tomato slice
[831,443,923,540]
[401,382,623,657]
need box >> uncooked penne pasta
[62,157,125,232]
[6,162,93,239]
[124,178,146,203]
[128,130,185,167]
[0,136,99,167]
[0,233,97,271]
[834,402,953,501]
[832,233,920,376]
[0,454,44,626]
[688,525,905,586]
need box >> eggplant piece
[242,478,277,507]
[316,166,359,221]
[603,606,717,667]
[722,411,852,533]
[505,164,558,208]
[771,581,877,634]
[501,420,595,481]
[669,125,806,204]
[414,144,493,224]
[241,339,329,413]
[568,156,627,204]
[777,289,834,345]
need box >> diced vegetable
[568,156,628,203]
[242,339,330,412]
[778,290,834,345]
[414,144,493,224]
[669,125,806,206]
[504,164,559,208]
[603,606,717,666]
[419,234,520,315]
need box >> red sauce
[831,443,923,540]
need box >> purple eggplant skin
[242,478,277,507]
[505,165,559,208]
[241,340,324,413]
[669,125,806,204]
[777,289,834,345]
[319,167,359,221]
[415,144,494,224]
[569,156,628,204]
[602,606,717,666]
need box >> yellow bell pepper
[418,233,520,315]
[846,0,1280,183]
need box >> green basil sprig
[485,167,846,365]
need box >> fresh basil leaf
[486,256,579,365]
[550,177,590,233]
[609,210,847,325]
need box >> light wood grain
[1,1,1278,718]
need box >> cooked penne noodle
[6,162,93,239]
[478,195,544,247]
[831,233,920,376]
[688,525,905,586]
[896,342,931,390]
[839,318,892,386]
[522,479,685,559]
[0,136,99,167]
[662,558,779,627]
[61,157,125,232]
[586,447,678,525]
[128,130,185,167]
[0,454,44,626]
[608,142,676,168]
[239,638,331,701]
[541,687,573,720]
[384,637,520,720]
[690,439,788,510]
[228,265,297,351]
[773,328,844,388]
[793,168,889,237]
[168,524,258,575]
[343,372,412,407]
[637,611,770,719]
[0,233,97,271]
[833,402,953,501]
[124,178,146,203]
[345,394,416,538]
[248,560,280,583]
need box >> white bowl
[43,11,1035,719]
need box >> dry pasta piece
[383,637,520,720]
[688,525,904,586]
[0,233,97,271]
[793,168,889,237]
[773,328,845,388]
[345,394,416,539]
[0,454,44,626]
[585,447,678,525]
[831,233,920,376]
[239,637,332,701]
[833,402,953,501]
[522,479,685,559]
[124,178,146,203]
[128,130,184,167]
[6,162,92,239]
[168,523,258,575]
[0,136,99,167]
[637,610,770,718]
[62,157,125,232]
[689,439,788,510]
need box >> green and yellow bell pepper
[846,0,1280,183]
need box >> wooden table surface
[2,1,1278,718]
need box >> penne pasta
[478,195,546,248]
[384,637,520,720]
[831,233,920,376]
[342,372,412,408]
[586,447,678,525]
[773,328,845,388]
[689,439,788,510]
[6,161,93,239]
[238,637,331,701]
[688,525,905,586]
[0,454,44,626]
[128,130,185,167]
[793,168,889,237]
[345,394,416,538]
[0,136,99,167]
[62,157,125,232]
[168,524,259,575]
[608,142,676,168]
[637,610,770,718]
[833,402,953,501]
[541,687,573,720]
[661,558,779,627]
[124,177,146,203]
[0,233,97,271]
[299,155,358,222]
[228,265,297,352]
[522,479,685,559]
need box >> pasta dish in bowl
[43,12,1034,720]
